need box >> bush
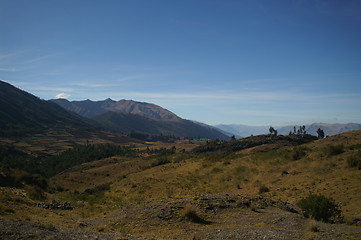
[152,156,171,167]
[297,194,342,223]
[182,204,209,224]
[291,147,306,160]
[347,152,361,170]
[0,172,20,188]
[18,173,48,190]
[25,185,46,200]
[0,165,48,189]
[325,145,344,156]
[258,185,270,194]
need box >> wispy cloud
[0,53,17,61]
[21,53,61,65]
[24,85,74,92]
[117,73,156,82]
[55,93,71,99]
[70,74,155,88]
[38,86,74,92]
[103,90,299,102]
[71,82,118,88]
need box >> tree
[269,126,277,136]
[298,125,307,135]
[317,128,325,139]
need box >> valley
[1,80,361,239]
[2,1,361,238]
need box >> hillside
[1,131,360,239]
[0,81,135,156]
[0,80,97,137]
[94,111,229,140]
[53,98,229,140]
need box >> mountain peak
[104,98,115,103]
[51,96,229,139]
[52,98,181,121]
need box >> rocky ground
[0,218,130,240]
[2,194,360,240]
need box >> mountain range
[216,123,361,138]
[52,98,229,140]
[1,80,359,140]
[0,80,228,140]
[52,98,181,120]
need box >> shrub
[152,156,170,167]
[182,204,209,224]
[291,147,306,160]
[71,183,111,205]
[0,165,48,189]
[250,201,257,212]
[18,173,48,190]
[25,185,46,200]
[0,173,19,188]
[325,145,344,156]
[297,194,342,223]
[347,152,361,170]
[211,167,222,173]
[258,185,270,194]
[304,219,320,234]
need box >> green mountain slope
[0,80,98,136]
[94,111,229,140]
[52,98,229,140]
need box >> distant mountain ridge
[278,123,361,136]
[52,98,181,121]
[215,124,268,138]
[216,123,361,138]
[52,98,229,140]
[0,80,228,140]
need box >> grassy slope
[107,131,361,220]
[49,131,361,221]
[1,131,361,239]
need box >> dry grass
[182,204,207,223]
[104,130,361,220]
[304,219,321,240]
[1,130,361,237]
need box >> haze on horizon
[1,0,360,126]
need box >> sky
[1,0,361,126]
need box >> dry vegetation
[1,131,361,239]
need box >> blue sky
[1,0,360,126]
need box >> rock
[37,200,72,210]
